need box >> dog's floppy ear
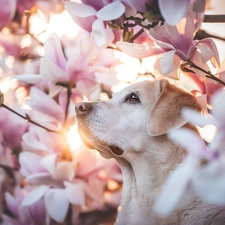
[147,79,201,136]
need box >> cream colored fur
[75,79,225,225]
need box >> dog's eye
[125,93,140,104]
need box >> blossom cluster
[0,0,225,224]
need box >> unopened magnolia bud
[0,91,3,105]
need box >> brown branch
[204,14,225,23]
[181,60,225,86]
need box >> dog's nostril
[75,102,92,115]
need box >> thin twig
[181,60,225,86]
[1,104,59,133]
[204,14,225,23]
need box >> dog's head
[75,79,201,160]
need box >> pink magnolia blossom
[0,0,17,30]
[127,0,206,26]
[2,186,46,225]
[65,0,126,47]
[117,10,220,80]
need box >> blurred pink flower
[2,186,46,225]
[0,0,17,30]
[117,10,219,79]
[127,0,206,26]
[65,0,126,46]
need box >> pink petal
[5,192,19,217]
[13,74,42,85]
[40,58,68,83]
[44,34,67,70]
[29,87,64,122]
[96,1,125,21]
[64,182,85,206]
[65,1,97,18]
[22,185,49,206]
[41,154,57,176]
[26,172,52,186]
[211,90,225,125]
[54,161,76,182]
[158,0,190,26]
[128,0,146,13]
[19,152,45,177]
[0,0,17,29]
[91,19,107,47]
[44,188,69,223]
[159,50,180,76]
[117,41,163,59]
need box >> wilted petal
[44,188,69,223]
[192,0,206,12]
[64,181,85,206]
[117,41,163,59]
[158,0,190,26]
[97,1,125,21]
[22,185,49,206]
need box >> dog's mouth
[77,125,124,156]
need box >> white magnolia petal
[44,188,69,223]
[91,19,107,47]
[182,108,213,127]
[117,41,163,59]
[158,0,190,26]
[65,1,97,18]
[97,1,125,21]
[41,154,57,176]
[22,185,49,206]
[65,182,85,206]
[12,74,42,84]
[159,50,179,76]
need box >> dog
[75,79,225,225]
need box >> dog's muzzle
[75,102,92,116]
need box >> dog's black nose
[75,102,92,115]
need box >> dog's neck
[115,135,185,225]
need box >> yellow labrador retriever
[75,79,225,225]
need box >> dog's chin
[78,127,124,158]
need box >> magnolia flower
[2,186,46,225]
[65,0,126,47]
[117,10,219,80]
[0,0,17,30]
[127,0,206,26]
